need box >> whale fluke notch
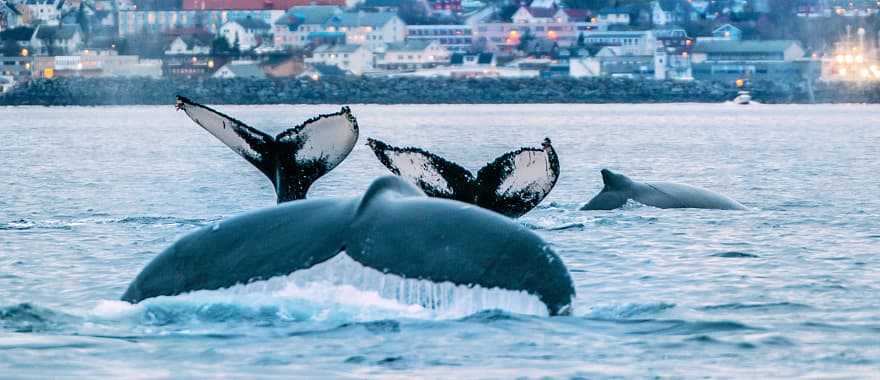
[176,96,359,202]
[366,138,560,218]
[122,176,576,316]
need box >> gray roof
[313,44,361,53]
[276,6,341,26]
[326,12,397,28]
[218,62,267,79]
[692,40,801,54]
[385,40,430,52]
[35,24,80,40]
[362,0,402,7]
[232,17,271,30]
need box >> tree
[211,36,232,55]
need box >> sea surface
[1,103,879,379]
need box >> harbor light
[207,59,214,69]
[735,79,745,88]
[845,54,854,63]
[856,55,865,63]
[20,48,29,57]
[836,55,845,63]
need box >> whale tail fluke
[475,138,560,218]
[366,138,474,200]
[176,96,359,202]
[366,138,560,218]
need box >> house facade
[691,39,811,81]
[323,12,405,50]
[406,24,473,52]
[30,24,82,55]
[273,6,341,48]
[375,40,449,70]
[305,43,372,74]
[220,18,272,51]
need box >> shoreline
[2,77,878,106]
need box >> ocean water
[1,103,879,378]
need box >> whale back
[121,198,354,303]
[636,182,747,210]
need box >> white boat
[733,90,751,105]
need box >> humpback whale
[366,138,560,218]
[122,176,576,316]
[581,169,747,211]
[175,96,359,202]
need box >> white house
[305,44,372,75]
[274,6,342,48]
[323,12,406,51]
[164,36,212,56]
[375,40,449,70]
[651,0,695,26]
[31,24,82,55]
[213,61,267,79]
[220,18,272,51]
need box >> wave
[700,302,811,313]
[709,251,760,258]
[0,303,79,333]
[583,302,676,320]
[626,319,758,336]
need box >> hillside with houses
[2,0,880,95]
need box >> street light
[20,48,29,57]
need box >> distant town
[1,0,879,96]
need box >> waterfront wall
[1,77,878,105]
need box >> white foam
[387,151,454,195]
[99,252,549,321]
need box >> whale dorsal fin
[367,138,475,200]
[600,169,634,191]
[474,138,560,218]
[176,96,358,203]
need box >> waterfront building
[581,30,657,56]
[406,24,472,52]
[374,40,449,70]
[305,44,372,74]
[31,51,162,78]
[213,60,266,79]
[690,39,814,82]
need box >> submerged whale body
[367,138,560,218]
[122,176,576,316]
[581,169,747,211]
[175,96,359,202]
